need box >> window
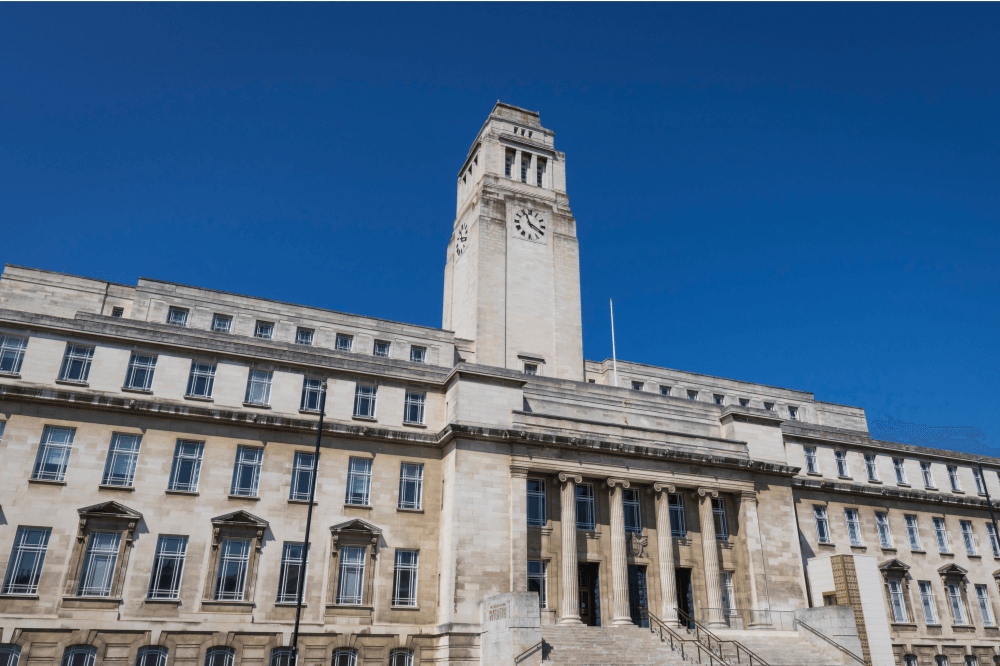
[135,647,168,666]
[124,353,157,390]
[268,650,292,666]
[739,398,750,407]
[212,314,232,332]
[388,651,413,666]
[373,340,391,357]
[906,515,922,550]
[345,457,373,506]
[976,584,994,626]
[788,406,799,420]
[336,546,366,605]
[332,650,357,666]
[244,369,273,406]
[0,421,5,442]
[804,447,819,474]
[392,549,419,607]
[921,462,935,488]
[712,497,729,540]
[894,459,908,485]
[111,307,124,318]
[527,478,546,527]
[289,452,316,501]
[948,582,967,624]
[713,394,724,405]
[888,579,908,622]
[919,581,937,624]
[948,466,962,492]
[764,402,775,411]
[631,381,643,391]
[230,446,263,497]
[205,648,234,666]
[576,483,596,530]
[974,468,986,494]
[335,333,354,351]
[822,593,838,606]
[186,362,216,398]
[404,390,426,424]
[32,425,75,481]
[398,462,423,510]
[835,451,850,477]
[669,494,686,537]
[687,390,698,400]
[0,335,27,374]
[936,658,949,666]
[167,440,204,492]
[77,531,121,597]
[353,384,377,418]
[0,646,20,666]
[254,321,274,339]
[295,328,314,345]
[59,344,94,382]
[214,538,251,600]
[102,434,142,488]
[659,386,671,396]
[865,454,879,481]
[721,572,735,615]
[300,377,324,411]
[528,560,546,607]
[505,149,515,178]
[167,307,188,326]
[988,523,1000,557]
[965,658,978,666]
[934,517,950,553]
[845,508,862,546]
[2,527,51,594]
[61,647,96,666]
[410,345,427,363]
[277,542,307,603]
[147,535,187,599]
[814,506,831,543]
[961,521,978,556]
[521,152,531,182]
[876,512,893,548]
[624,488,641,534]
[523,362,538,376]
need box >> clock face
[514,208,546,241]
[455,222,469,257]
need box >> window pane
[2,527,51,594]
[78,531,122,596]
[32,426,75,481]
[214,538,251,601]
[346,458,373,505]
[148,536,187,600]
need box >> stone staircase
[541,625,689,665]
[716,634,851,666]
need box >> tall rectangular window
[624,489,641,534]
[527,479,546,527]
[876,512,893,548]
[101,433,141,487]
[214,538,251,601]
[124,353,157,390]
[244,369,272,406]
[988,523,1000,557]
[845,508,863,546]
[669,494,686,537]
[712,497,729,540]
[721,572,736,615]
[403,391,425,424]
[536,157,546,187]
[77,531,121,597]
[921,462,935,488]
[353,384,377,418]
[230,446,263,497]
[527,560,546,607]
[59,344,95,382]
[167,440,204,492]
[520,152,531,182]
[864,454,879,481]
[894,459,908,485]
[660,386,671,396]
[289,452,316,501]
[815,506,831,543]
[345,458,373,506]
[2,527,51,595]
[277,542,307,604]
[392,549,419,607]
[335,334,354,351]
[0,335,27,375]
[336,546,366,605]
[934,517,950,553]
[295,328,314,345]
[687,390,699,400]
[186,362,216,398]
[254,321,274,339]
[212,314,232,332]
[906,515,922,550]
[409,346,427,363]
[788,406,799,420]
[167,307,188,326]
[835,451,850,477]
[32,425,75,481]
[960,521,978,556]
[918,581,937,624]
[974,469,986,494]
[888,579,908,622]
[373,340,391,357]
[713,394,725,404]
[804,446,818,474]
[398,462,423,510]
[300,378,324,411]
[147,535,187,600]
[575,483,595,530]
[631,381,644,391]
[948,466,962,492]
[948,583,967,625]
[976,585,994,626]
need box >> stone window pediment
[327,519,383,616]
[879,559,911,576]
[202,510,269,607]
[938,563,969,579]
[64,501,143,601]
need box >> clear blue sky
[2,4,998,454]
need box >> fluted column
[698,487,725,627]
[558,472,583,625]
[653,482,678,623]
[607,477,633,626]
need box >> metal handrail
[677,609,771,666]
[641,608,729,666]
[795,619,865,665]
[513,640,542,664]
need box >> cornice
[512,410,747,448]
[792,477,1000,510]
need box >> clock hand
[526,220,543,234]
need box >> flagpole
[610,299,619,388]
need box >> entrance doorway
[628,565,649,627]
[675,567,694,626]
[578,563,601,626]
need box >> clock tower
[442,102,584,380]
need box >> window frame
[668,493,686,537]
[373,340,391,357]
[211,314,232,333]
[887,578,908,623]
[960,520,978,556]
[254,321,274,339]
[391,549,419,607]
[147,535,188,600]
[397,462,424,511]
[213,537,252,601]
[186,361,217,398]
[167,440,204,492]
[403,390,426,425]
[58,343,95,383]
[973,468,986,494]
[32,425,76,482]
[409,345,427,363]
[124,353,157,391]
[332,649,358,666]
[893,458,908,485]
[575,483,596,530]
[845,508,863,547]
[335,333,354,351]
[135,647,168,666]
[77,530,123,597]
[353,384,377,418]
[166,307,189,326]
[205,647,234,666]
[527,478,546,527]
[336,546,367,605]
[947,582,967,625]
[0,335,27,375]
[527,559,547,608]
[345,457,373,506]
[905,515,922,551]
[624,488,641,534]
[804,446,819,474]
[300,377,324,412]
[934,517,951,554]
[1,526,51,595]
[918,580,938,624]
[244,369,273,406]
[712,497,729,541]
[834,451,850,477]
[289,451,316,502]
[864,454,879,482]
[921,462,936,488]
[876,512,893,548]
[230,445,263,498]
[61,646,97,666]
[987,522,1000,557]
[295,328,314,345]
[976,584,994,627]
[948,466,962,492]
[276,542,308,604]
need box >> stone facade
[0,102,997,666]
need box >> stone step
[541,625,691,665]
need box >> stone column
[510,466,529,593]
[698,487,725,627]
[607,478,633,626]
[653,482,678,623]
[558,472,583,625]
[738,489,770,626]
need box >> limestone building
[0,102,998,666]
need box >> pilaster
[510,465,529,593]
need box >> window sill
[817,542,837,547]
[0,371,22,379]
[390,605,420,610]
[145,598,182,605]
[806,471,823,477]
[397,507,424,514]
[61,596,122,610]
[326,604,374,610]
[890,622,917,629]
[184,395,214,402]
[288,499,317,506]
[344,503,372,510]
[298,409,321,415]
[925,624,942,628]
[896,483,911,488]
[243,402,271,409]
[28,478,66,486]
[200,600,255,612]
[952,624,976,632]
[881,547,897,552]
[910,550,926,554]
[228,494,260,501]
[0,594,38,599]
[165,489,199,496]
[121,387,153,394]
[849,545,867,550]
[867,479,882,484]
[924,487,938,491]
[352,415,377,422]
[837,476,853,481]
[967,554,982,559]
[402,422,427,428]
[55,379,89,387]
[274,602,307,607]
[98,484,134,492]
[952,490,965,495]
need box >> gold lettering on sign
[488,602,508,622]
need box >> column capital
[652,482,676,494]
[558,472,583,484]
[606,477,630,489]
[697,486,719,499]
